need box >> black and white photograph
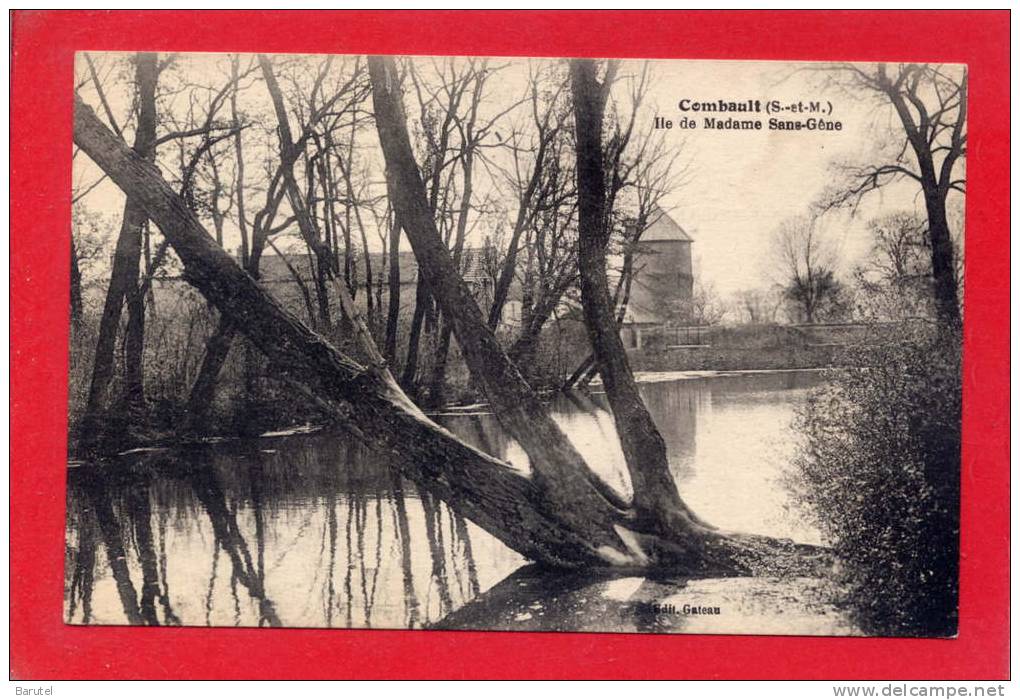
[65,52,965,638]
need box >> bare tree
[487,63,572,330]
[769,216,845,323]
[73,59,822,574]
[184,55,373,426]
[396,57,475,394]
[259,54,335,330]
[506,198,579,368]
[823,63,965,327]
[383,211,403,364]
[563,105,686,390]
[570,58,707,529]
[428,59,495,405]
[69,204,112,329]
[176,56,264,425]
[853,210,964,321]
[668,279,729,326]
[78,52,159,449]
[733,287,783,325]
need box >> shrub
[789,322,960,637]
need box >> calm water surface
[64,369,857,634]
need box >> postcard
[65,50,965,639]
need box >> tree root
[596,510,832,579]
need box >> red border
[10,10,1009,680]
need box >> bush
[789,323,960,637]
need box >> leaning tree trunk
[570,59,706,532]
[367,56,822,571]
[564,208,644,390]
[74,92,622,568]
[368,57,628,526]
[75,85,823,576]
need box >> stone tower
[624,206,694,329]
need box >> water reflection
[65,369,852,634]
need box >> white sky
[73,54,963,298]
[641,59,957,295]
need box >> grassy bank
[68,313,871,453]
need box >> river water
[64,369,858,635]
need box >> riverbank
[68,319,864,456]
[625,323,867,374]
[628,344,842,373]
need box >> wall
[625,323,878,372]
[628,343,845,373]
[626,239,694,322]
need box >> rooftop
[256,246,493,286]
[640,206,692,243]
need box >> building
[620,206,694,349]
[115,210,691,348]
[247,210,691,346]
[252,245,498,327]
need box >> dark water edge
[64,369,861,635]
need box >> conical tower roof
[641,206,692,242]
